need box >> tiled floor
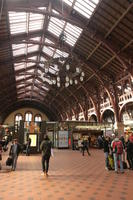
[0,149,133,200]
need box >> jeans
[113,153,123,172]
[104,152,109,168]
[42,155,50,173]
[12,154,18,170]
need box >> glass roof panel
[29,56,37,60]
[30,37,41,41]
[9,12,27,34]
[29,12,44,31]
[27,62,35,67]
[63,0,74,6]
[28,44,39,53]
[42,85,49,91]
[44,77,53,85]
[42,46,54,57]
[74,0,99,19]
[54,49,69,58]
[16,84,25,88]
[14,63,25,71]
[40,56,47,62]
[45,38,54,44]
[49,67,56,75]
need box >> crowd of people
[1,130,133,177]
[102,133,133,173]
[0,134,32,171]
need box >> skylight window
[48,17,65,37]
[12,43,26,56]
[42,85,49,91]
[48,9,82,47]
[42,46,54,57]
[63,0,74,6]
[14,63,25,71]
[29,13,44,31]
[9,12,27,34]
[74,0,99,19]
[54,49,69,58]
[64,23,82,46]
[28,44,39,53]
[40,56,47,62]
[27,62,35,67]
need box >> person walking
[82,138,91,156]
[126,138,133,170]
[40,135,52,176]
[0,142,2,170]
[9,139,21,171]
[26,137,31,156]
[103,136,110,170]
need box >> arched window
[25,112,32,122]
[15,114,22,122]
[34,114,42,122]
[14,114,23,133]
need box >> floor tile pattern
[0,149,133,200]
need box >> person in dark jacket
[9,139,21,171]
[40,135,52,176]
[103,136,110,170]
[126,139,133,169]
[0,142,2,170]
[26,137,31,156]
[82,138,91,156]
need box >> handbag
[6,156,13,166]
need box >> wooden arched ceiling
[0,0,132,121]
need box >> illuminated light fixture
[57,76,60,82]
[45,67,49,73]
[57,82,60,87]
[80,76,84,82]
[76,67,80,73]
[81,71,85,77]
[74,79,78,84]
[66,76,69,82]
[70,79,73,85]
[52,79,56,84]
[66,64,70,70]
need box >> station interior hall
[0,0,133,200]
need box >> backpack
[115,141,123,154]
[43,141,51,157]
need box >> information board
[58,131,68,148]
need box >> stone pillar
[114,121,124,136]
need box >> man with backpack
[111,137,124,173]
[40,134,52,176]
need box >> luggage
[6,157,13,166]
[118,160,127,169]
[108,154,114,170]
[123,161,127,169]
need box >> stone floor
[0,148,133,200]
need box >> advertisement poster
[29,134,37,147]
[58,131,68,148]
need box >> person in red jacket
[111,137,124,173]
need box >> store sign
[58,131,68,148]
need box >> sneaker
[105,167,109,171]
[46,173,49,177]
[41,172,45,176]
